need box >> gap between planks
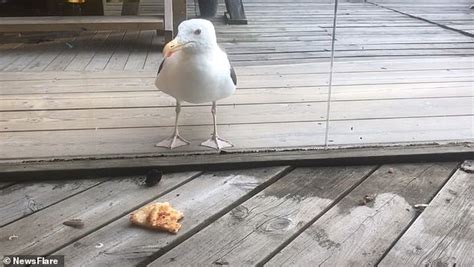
[47,167,292,266]
[263,162,459,266]
[379,163,474,266]
[0,171,203,256]
[146,165,379,266]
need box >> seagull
[154,19,237,150]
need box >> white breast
[155,49,236,104]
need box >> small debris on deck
[358,194,376,206]
[460,161,473,173]
[213,259,230,265]
[413,204,429,211]
[63,219,85,229]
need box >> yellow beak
[163,38,184,58]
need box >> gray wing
[220,44,237,86]
[157,58,165,75]
[230,64,237,86]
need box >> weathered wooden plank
[64,32,112,72]
[216,27,469,37]
[233,31,471,42]
[267,162,458,266]
[221,43,474,54]
[0,120,323,160]
[1,68,471,94]
[3,74,471,95]
[0,16,164,32]
[220,35,471,47]
[124,30,154,70]
[0,0,471,165]
[236,53,472,64]
[0,0,471,70]
[1,82,471,106]
[1,97,471,132]
[1,142,472,181]
[85,31,126,71]
[2,77,472,96]
[0,171,200,256]
[105,31,140,71]
[143,33,164,71]
[0,43,25,71]
[372,1,474,36]
[1,44,45,72]
[43,34,94,72]
[0,178,105,227]
[236,17,468,25]
[227,50,474,64]
[215,25,437,34]
[1,56,471,81]
[0,116,471,161]
[149,165,376,266]
[52,167,290,266]
[23,41,69,72]
[379,165,474,266]
[327,115,474,146]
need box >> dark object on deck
[63,218,85,229]
[224,0,247,24]
[146,169,163,187]
[198,0,218,17]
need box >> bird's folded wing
[230,64,237,86]
[157,58,166,75]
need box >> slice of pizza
[130,202,183,234]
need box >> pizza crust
[130,202,183,234]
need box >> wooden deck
[0,1,472,265]
[1,0,473,68]
[0,160,472,265]
[0,0,473,163]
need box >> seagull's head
[163,19,217,57]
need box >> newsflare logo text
[2,255,64,267]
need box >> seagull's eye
[194,29,202,35]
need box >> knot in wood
[231,205,249,220]
[26,198,39,212]
[259,217,292,233]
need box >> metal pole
[324,0,339,148]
